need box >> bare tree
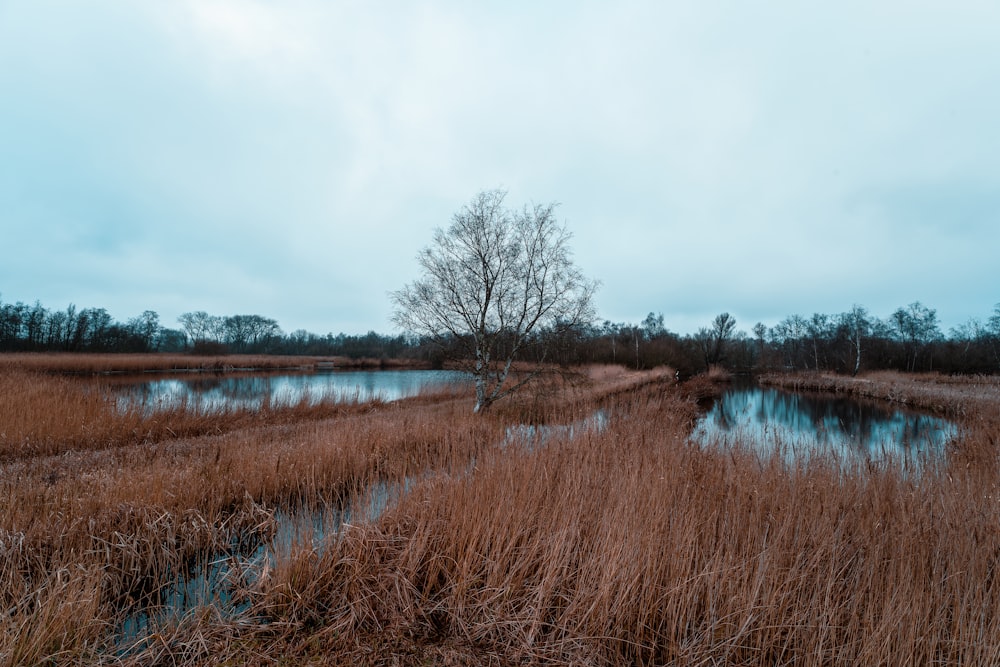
[127,310,161,351]
[178,311,222,347]
[223,314,282,353]
[990,303,1000,336]
[986,303,1000,369]
[840,304,870,376]
[890,301,941,371]
[642,312,666,339]
[808,313,830,370]
[774,314,808,369]
[697,312,737,369]
[392,189,598,412]
[752,322,768,367]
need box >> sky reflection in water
[692,385,957,461]
[117,369,469,412]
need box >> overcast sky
[2,1,997,337]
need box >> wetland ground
[2,355,1000,665]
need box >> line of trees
[0,298,423,360]
[2,294,999,375]
[0,300,172,353]
[563,301,1000,376]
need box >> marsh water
[115,389,609,647]
[692,382,957,461]
[117,479,410,651]
[113,368,469,411]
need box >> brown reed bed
[3,363,999,665]
[0,352,328,375]
[759,370,1000,417]
[0,367,409,460]
[0,352,429,376]
[144,374,1000,666]
[0,366,510,665]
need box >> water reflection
[115,406,611,646]
[117,478,410,652]
[504,410,609,448]
[692,384,956,461]
[114,369,469,412]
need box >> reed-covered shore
[2,359,998,665]
[0,352,428,375]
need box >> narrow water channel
[116,479,409,652]
[116,408,609,649]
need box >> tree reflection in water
[692,383,956,462]
[114,369,470,414]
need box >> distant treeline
[2,296,999,375]
[0,300,427,361]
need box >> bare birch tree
[841,304,870,376]
[392,189,598,412]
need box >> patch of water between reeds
[503,409,609,449]
[691,384,958,469]
[112,369,470,415]
[114,410,608,652]
[114,479,411,654]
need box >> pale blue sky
[2,1,998,336]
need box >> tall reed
[247,378,1000,665]
[0,352,332,375]
[0,365,505,664]
[0,367,408,459]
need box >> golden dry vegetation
[2,357,999,665]
[0,351,427,378]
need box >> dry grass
[2,359,999,665]
[0,361,503,665]
[0,352,324,375]
[0,352,428,375]
[759,370,1000,417]
[0,367,413,460]
[242,381,1000,666]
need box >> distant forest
[1,296,999,375]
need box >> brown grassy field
[759,370,1000,417]
[1,361,999,665]
[0,352,428,375]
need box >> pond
[691,382,957,462]
[112,369,470,412]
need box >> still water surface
[692,383,957,461]
[116,369,469,411]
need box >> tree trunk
[853,334,862,376]
[474,373,488,413]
